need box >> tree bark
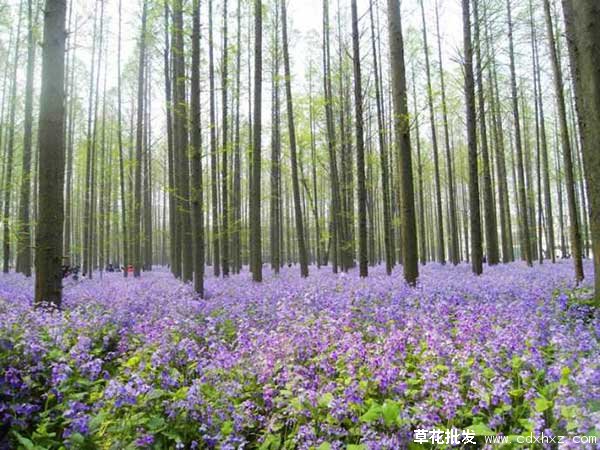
[463,0,483,275]
[35,0,67,307]
[543,0,584,282]
[387,0,418,284]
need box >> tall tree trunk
[163,0,177,277]
[35,0,67,307]
[281,0,309,277]
[208,0,220,277]
[270,0,281,273]
[322,0,341,274]
[369,0,393,274]
[561,0,600,303]
[2,0,23,273]
[473,0,498,265]
[411,68,427,266]
[249,0,263,282]
[543,0,584,281]
[221,0,230,276]
[16,0,36,276]
[434,0,459,265]
[506,0,532,266]
[172,0,193,282]
[419,0,445,265]
[133,0,147,278]
[463,0,483,275]
[350,0,368,278]
[232,0,242,273]
[190,0,204,296]
[387,0,418,284]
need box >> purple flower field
[1,261,599,449]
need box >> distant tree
[281,0,308,277]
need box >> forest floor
[0,261,599,449]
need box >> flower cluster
[0,261,598,449]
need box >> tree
[561,0,599,303]
[350,0,368,278]
[473,0,498,265]
[2,0,23,273]
[369,0,393,275]
[208,0,220,277]
[190,0,205,296]
[543,0,583,282]
[463,0,483,275]
[16,0,36,276]
[281,0,308,277]
[221,0,230,276]
[118,0,129,277]
[419,0,445,265]
[249,0,262,282]
[133,0,148,278]
[172,0,193,282]
[506,0,532,266]
[35,0,67,307]
[387,0,418,284]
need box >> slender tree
[190,0,205,296]
[349,0,367,277]
[221,0,230,276]
[419,0,445,265]
[133,0,148,278]
[463,0,483,275]
[543,0,583,282]
[506,0,532,266]
[16,0,36,276]
[281,0,309,277]
[249,0,262,281]
[387,0,418,284]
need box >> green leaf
[258,434,281,450]
[124,355,140,368]
[221,420,233,437]
[534,396,551,413]
[519,419,534,432]
[317,443,332,450]
[360,403,381,423]
[469,422,495,436]
[382,401,400,426]
[509,388,524,397]
[318,392,334,408]
[147,416,166,431]
[347,445,366,450]
[11,431,35,450]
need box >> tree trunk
[463,0,483,275]
[387,0,418,284]
[221,0,230,276]
[16,0,36,276]
[281,0,309,277]
[419,0,445,265]
[473,0,498,265]
[249,0,263,282]
[561,0,600,303]
[35,0,67,307]
[543,0,584,282]
[2,0,23,273]
[190,0,204,296]
[506,0,532,266]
